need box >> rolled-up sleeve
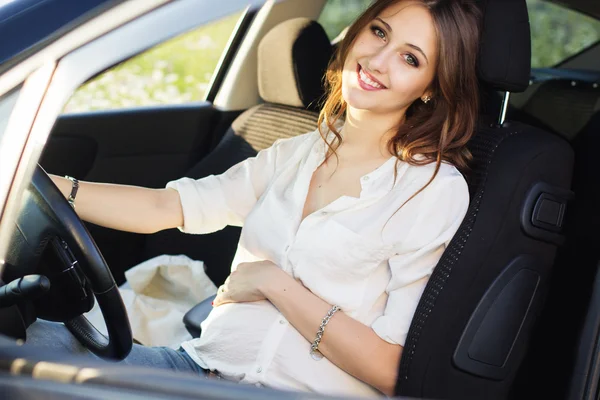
[166,136,295,234]
[371,172,469,346]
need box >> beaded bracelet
[310,304,341,361]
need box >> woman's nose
[367,47,390,74]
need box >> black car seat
[531,111,600,400]
[510,85,600,397]
[141,18,333,288]
[395,1,574,399]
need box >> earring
[422,95,431,104]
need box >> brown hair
[318,0,481,197]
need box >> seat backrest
[519,77,600,140]
[396,1,575,399]
[141,18,332,286]
[561,112,600,400]
[509,88,600,400]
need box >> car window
[0,87,21,144]
[318,0,600,69]
[318,0,372,41]
[528,0,600,68]
[63,12,243,113]
[0,86,22,222]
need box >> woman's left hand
[213,260,282,307]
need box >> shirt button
[279,319,286,324]
[256,366,262,373]
[362,176,370,182]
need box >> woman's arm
[51,175,183,234]
[212,261,401,396]
[261,268,402,396]
[47,133,309,235]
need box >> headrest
[477,0,531,92]
[258,18,333,109]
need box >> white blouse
[166,128,469,397]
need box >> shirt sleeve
[166,134,302,234]
[371,171,470,346]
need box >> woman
[28,0,481,397]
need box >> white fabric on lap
[86,254,217,349]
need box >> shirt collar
[359,157,407,198]
[308,129,408,198]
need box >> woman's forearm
[261,270,402,396]
[50,175,183,234]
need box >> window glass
[318,0,600,69]
[318,0,372,41]
[0,88,21,144]
[64,12,242,113]
[528,0,600,68]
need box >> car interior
[0,0,599,399]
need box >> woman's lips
[357,65,386,91]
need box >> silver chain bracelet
[310,305,340,361]
[64,175,79,209]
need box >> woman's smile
[341,2,438,117]
[357,64,387,91]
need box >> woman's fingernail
[211,301,214,306]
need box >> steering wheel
[5,165,132,360]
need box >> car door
[38,9,255,282]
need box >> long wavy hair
[318,0,481,198]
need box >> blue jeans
[26,319,206,375]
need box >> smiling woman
[320,0,480,196]
[24,0,481,397]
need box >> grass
[64,12,241,113]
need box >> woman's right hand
[49,174,184,234]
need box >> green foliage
[317,0,372,40]
[65,0,600,113]
[316,0,600,68]
[527,0,600,67]
[64,13,241,113]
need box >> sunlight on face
[342,1,438,120]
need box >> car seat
[395,1,574,399]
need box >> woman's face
[341,1,438,119]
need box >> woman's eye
[370,26,386,40]
[404,53,419,67]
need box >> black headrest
[477,0,531,92]
[258,18,333,109]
